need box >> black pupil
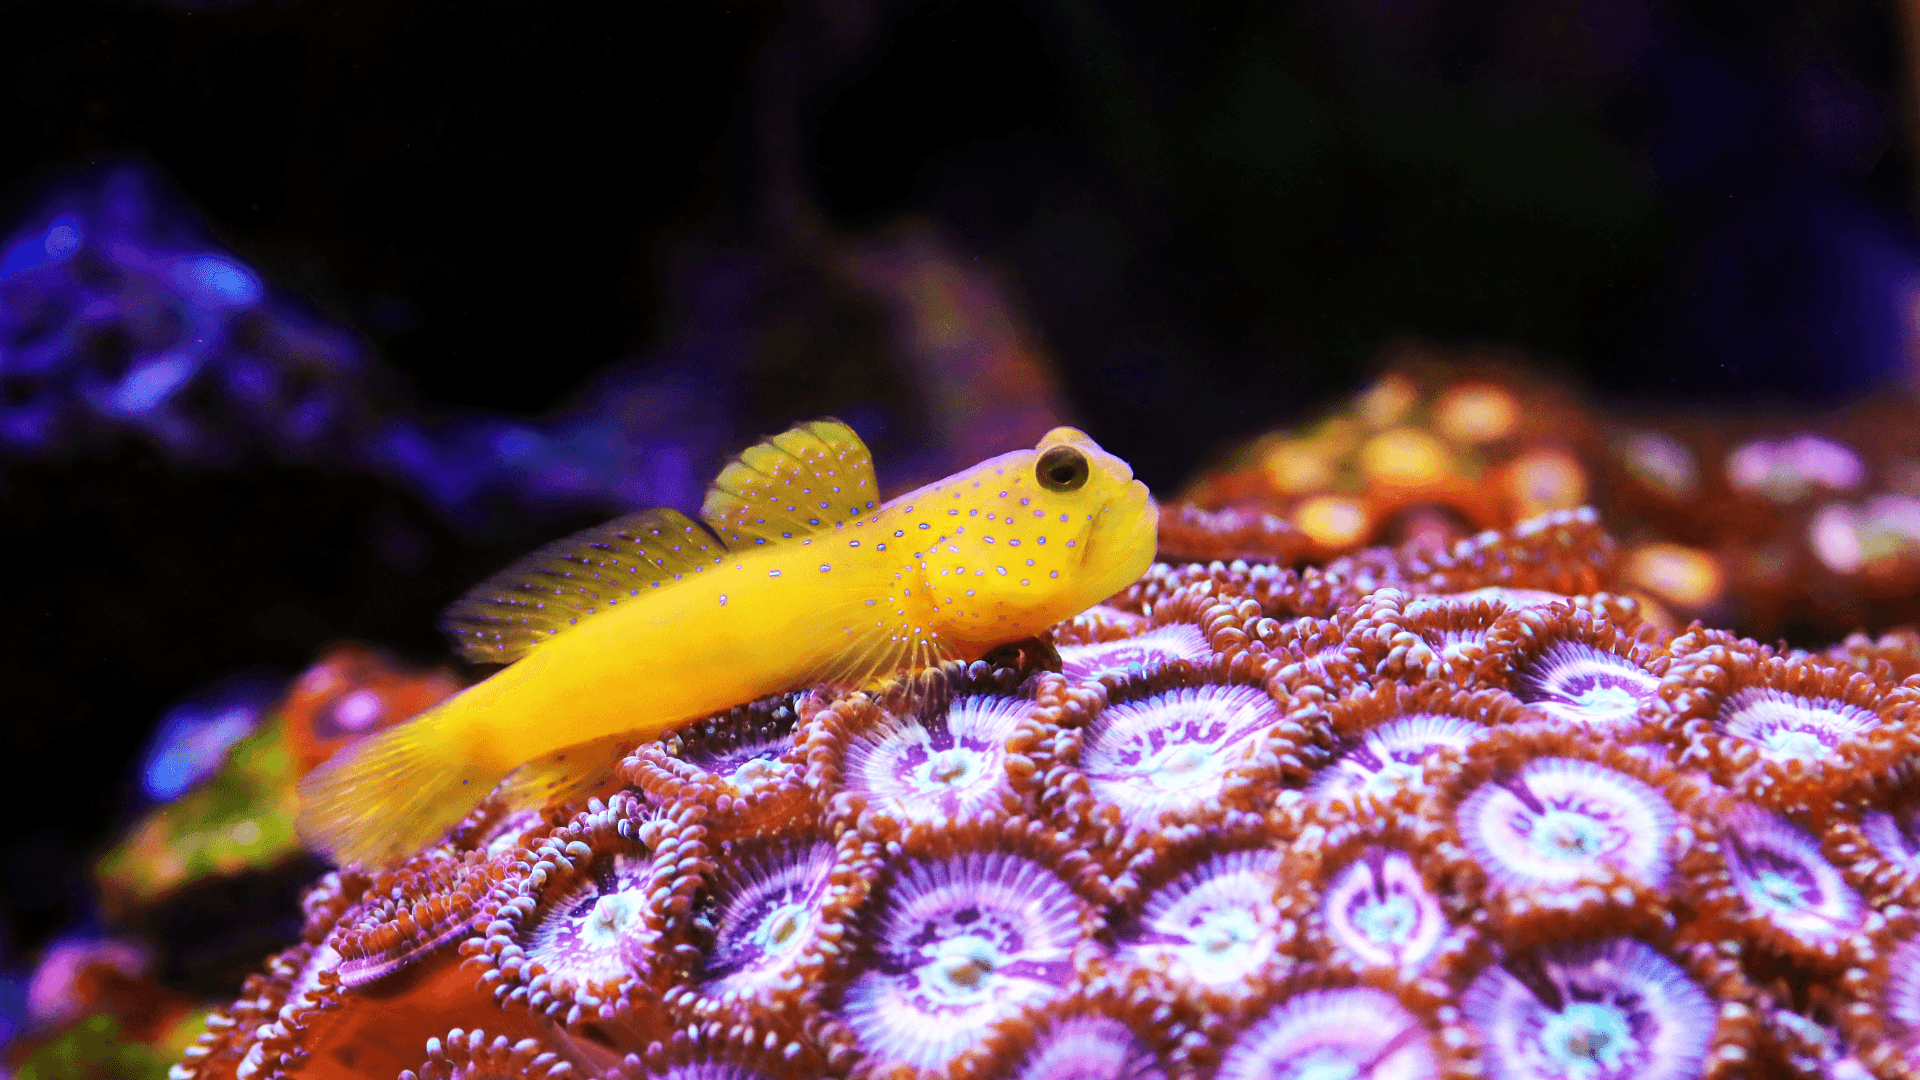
[1039,448,1087,490]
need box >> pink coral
[182,508,1920,1079]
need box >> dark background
[0,0,1913,974]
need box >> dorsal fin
[438,508,725,664]
[700,419,880,547]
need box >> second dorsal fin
[700,419,880,547]
[438,508,725,664]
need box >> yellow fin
[800,626,963,689]
[491,732,637,814]
[296,702,508,869]
[700,419,879,547]
[438,508,725,664]
[786,576,965,689]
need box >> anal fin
[492,731,639,815]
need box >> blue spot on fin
[700,418,880,547]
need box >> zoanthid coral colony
[183,508,1920,1080]
[1168,351,1920,639]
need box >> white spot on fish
[718,594,728,606]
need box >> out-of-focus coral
[1173,351,1598,564]
[0,165,364,465]
[176,506,1920,1079]
[6,938,203,1080]
[1172,342,1920,637]
[137,674,285,804]
[13,1014,171,1080]
[97,645,460,921]
[276,645,464,781]
[55,648,462,1077]
[95,715,302,925]
[0,165,1071,527]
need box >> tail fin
[296,701,508,869]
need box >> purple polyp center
[1058,624,1213,681]
[1516,643,1657,726]
[681,709,797,775]
[1462,938,1715,1080]
[1886,936,1920,1043]
[654,1065,781,1080]
[686,737,789,776]
[1323,848,1446,970]
[702,840,834,990]
[1081,685,1281,824]
[1117,849,1283,986]
[1723,809,1861,941]
[1216,987,1438,1080]
[1863,805,1920,869]
[839,852,1082,1069]
[1013,1014,1166,1080]
[1718,688,1879,763]
[527,853,657,987]
[1310,714,1480,799]
[1457,759,1674,889]
[844,695,1025,820]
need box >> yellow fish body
[297,420,1157,867]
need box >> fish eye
[1035,446,1090,492]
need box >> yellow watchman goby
[297,420,1159,868]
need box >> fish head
[917,426,1158,646]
